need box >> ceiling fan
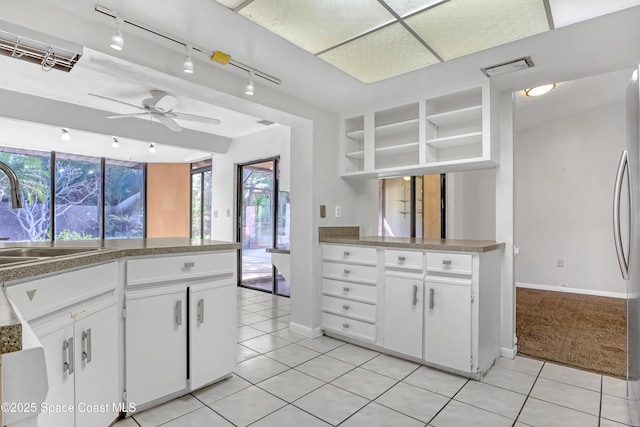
[88,90,221,132]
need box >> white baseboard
[517,282,626,299]
[289,322,323,338]
[501,346,518,359]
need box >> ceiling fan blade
[155,114,182,132]
[107,113,150,119]
[88,93,144,110]
[153,92,179,112]
[172,112,222,125]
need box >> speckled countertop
[0,238,240,355]
[320,235,505,253]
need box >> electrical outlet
[335,205,341,218]
[557,259,564,268]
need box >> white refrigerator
[619,66,640,425]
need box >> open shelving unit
[343,115,365,173]
[374,103,420,170]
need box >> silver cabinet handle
[342,305,350,310]
[81,328,92,363]
[343,251,350,257]
[184,261,195,268]
[398,256,406,262]
[442,259,452,266]
[342,323,350,329]
[63,337,74,374]
[197,298,205,324]
[412,285,418,306]
[614,150,630,279]
[343,269,351,275]
[429,288,435,309]
[343,286,350,292]
[175,300,183,326]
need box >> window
[105,160,144,239]
[0,146,147,242]
[190,159,212,239]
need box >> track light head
[149,143,156,153]
[110,18,124,51]
[183,45,194,74]
[61,128,71,141]
[244,70,254,96]
[112,137,119,148]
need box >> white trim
[516,282,626,299]
[501,345,518,359]
[288,322,323,338]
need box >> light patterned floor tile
[403,366,468,397]
[332,367,398,400]
[250,404,331,427]
[258,369,325,402]
[494,356,544,376]
[238,325,267,342]
[375,381,449,423]
[603,375,629,399]
[250,318,289,333]
[431,399,513,427]
[601,393,635,426]
[191,374,252,405]
[341,402,425,427]
[112,418,138,427]
[270,328,306,343]
[361,353,420,380]
[454,380,527,419]
[161,406,234,426]
[539,362,602,392]
[133,394,203,427]
[256,307,290,318]
[530,377,600,416]
[264,343,321,367]
[297,335,346,353]
[294,384,368,425]
[237,344,261,362]
[241,334,291,353]
[209,386,286,427]
[325,343,380,365]
[481,365,537,395]
[239,312,270,325]
[518,397,599,427]
[296,354,355,382]
[234,355,289,383]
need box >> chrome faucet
[0,161,22,208]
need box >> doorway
[237,158,290,296]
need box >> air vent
[0,19,83,72]
[481,56,534,78]
[257,119,275,126]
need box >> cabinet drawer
[127,251,236,286]
[322,262,377,285]
[385,249,424,272]
[426,252,472,276]
[322,312,376,342]
[322,295,376,323]
[322,279,377,303]
[322,245,376,265]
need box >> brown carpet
[516,287,626,377]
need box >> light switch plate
[335,205,341,218]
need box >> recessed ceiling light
[524,83,557,97]
[61,128,71,141]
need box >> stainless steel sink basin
[0,247,101,258]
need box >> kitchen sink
[0,247,103,258]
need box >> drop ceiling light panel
[238,0,395,53]
[382,0,447,17]
[215,0,246,8]
[406,0,550,61]
[319,23,439,83]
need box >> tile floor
[115,288,636,427]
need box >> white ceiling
[1,0,640,163]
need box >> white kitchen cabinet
[383,275,423,359]
[423,280,472,372]
[339,79,498,177]
[125,284,187,407]
[189,280,237,390]
[33,297,120,427]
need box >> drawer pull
[442,259,452,266]
[175,300,183,326]
[398,256,406,262]
[429,288,435,309]
[342,323,350,329]
[343,269,351,275]
[343,287,350,292]
[343,251,350,257]
[184,262,195,268]
[342,305,350,310]
[81,329,92,363]
[412,285,418,306]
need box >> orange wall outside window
[146,163,190,237]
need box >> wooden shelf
[427,132,482,148]
[427,105,482,127]
[345,150,365,160]
[375,142,419,157]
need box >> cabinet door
[424,281,471,372]
[125,285,187,406]
[74,301,120,427]
[190,281,237,390]
[34,316,76,427]
[383,276,423,358]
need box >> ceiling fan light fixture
[61,128,71,141]
[149,143,156,153]
[525,83,557,97]
[112,136,119,148]
[110,18,124,51]
[244,70,254,96]
[183,45,194,74]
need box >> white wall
[446,170,496,240]
[515,102,627,296]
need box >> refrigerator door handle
[614,150,630,280]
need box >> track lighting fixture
[61,128,71,141]
[244,70,254,96]
[112,136,119,148]
[183,45,194,74]
[110,18,124,51]
[149,143,156,153]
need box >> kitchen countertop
[0,238,240,355]
[320,235,505,253]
